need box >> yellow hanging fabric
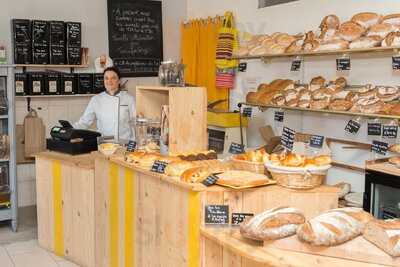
[181,16,229,111]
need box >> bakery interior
[1,0,400,266]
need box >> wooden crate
[94,155,339,267]
[136,86,208,153]
[35,152,95,267]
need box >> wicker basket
[231,158,265,174]
[265,162,330,189]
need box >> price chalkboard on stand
[229,142,245,154]
[309,135,324,148]
[372,140,388,155]
[126,140,136,152]
[336,58,351,71]
[205,205,229,225]
[345,120,361,134]
[274,111,284,122]
[368,123,382,136]
[238,62,247,72]
[151,160,168,174]
[382,125,398,139]
[231,213,254,225]
[242,107,252,117]
[107,0,163,77]
[291,59,301,71]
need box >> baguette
[363,219,400,257]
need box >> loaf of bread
[137,153,161,168]
[367,23,394,39]
[376,86,400,102]
[285,39,303,53]
[319,28,341,42]
[296,207,373,246]
[349,36,382,49]
[125,151,147,164]
[351,12,382,29]
[164,161,195,177]
[249,45,268,56]
[216,170,272,187]
[320,14,340,30]
[309,76,326,91]
[382,32,400,47]
[240,207,305,240]
[329,99,353,111]
[338,21,366,42]
[382,14,400,27]
[363,219,400,257]
[180,164,233,183]
[316,40,349,51]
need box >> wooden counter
[201,228,383,267]
[35,151,339,267]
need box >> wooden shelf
[233,46,400,60]
[240,102,400,120]
[16,94,95,99]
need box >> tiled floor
[0,239,80,267]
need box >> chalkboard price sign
[274,111,284,122]
[382,125,398,139]
[291,59,301,71]
[281,127,295,151]
[368,123,382,136]
[151,160,168,174]
[371,140,388,155]
[229,142,245,154]
[242,107,252,117]
[108,0,163,77]
[126,140,136,152]
[205,205,229,225]
[345,120,361,134]
[393,56,400,70]
[337,58,351,71]
[231,213,254,225]
[309,135,324,148]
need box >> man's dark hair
[103,66,121,79]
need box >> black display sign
[32,20,49,46]
[382,125,398,139]
[151,160,167,173]
[50,45,66,64]
[371,140,388,155]
[393,56,400,70]
[281,127,295,151]
[309,135,324,148]
[45,73,60,95]
[291,59,301,71]
[205,205,229,225]
[107,0,163,77]
[66,22,82,46]
[201,174,219,187]
[238,62,247,72]
[231,213,254,225]
[345,120,361,134]
[93,73,105,93]
[49,21,65,46]
[242,107,252,117]
[274,111,284,122]
[33,44,49,64]
[126,140,137,152]
[229,142,245,154]
[67,46,81,65]
[336,58,351,71]
[77,73,93,94]
[12,19,32,64]
[368,123,382,136]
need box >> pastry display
[232,148,268,163]
[240,207,305,241]
[296,207,373,246]
[363,219,400,256]
[267,152,331,168]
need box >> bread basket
[265,162,331,189]
[231,157,265,174]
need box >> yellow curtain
[181,17,229,110]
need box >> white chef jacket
[73,90,135,141]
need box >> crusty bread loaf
[296,207,373,246]
[180,164,233,183]
[349,36,382,49]
[382,13,400,27]
[241,207,305,240]
[309,76,326,91]
[338,21,366,42]
[382,32,400,47]
[376,86,400,102]
[363,219,400,257]
[285,39,303,53]
[164,161,195,177]
[367,23,394,39]
[320,14,340,30]
[316,40,349,51]
[329,99,353,111]
[137,153,161,168]
[351,12,382,29]
[246,92,259,103]
[216,170,271,187]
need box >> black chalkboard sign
[201,174,219,187]
[274,111,284,122]
[291,59,301,71]
[337,58,351,71]
[231,213,254,225]
[151,160,168,174]
[345,120,360,134]
[107,0,163,77]
[310,135,324,148]
[126,140,137,152]
[393,56,400,70]
[281,127,295,151]
[242,107,252,117]
[382,125,398,139]
[372,140,388,155]
[238,62,247,72]
[205,205,229,225]
[229,142,245,154]
[368,123,382,136]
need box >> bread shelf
[16,94,95,99]
[232,46,400,60]
[240,102,400,120]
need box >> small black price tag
[281,127,296,151]
[201,174,219,187]
[393,56,400,70]
[336,58,351,71]
[371,140,388,155]
[205,205,229,225]
[345,120,361,134]
[229,142,245,154]
[231,213,254,225]
[274,111,284,122]
[242,107,252,117]
[382,125,398,139]
[291,59,301,72]
[151,160,168,174]
[368,123,382,136]
[309,135,324,148]
[126,140,137,152]
[238,62,247,72]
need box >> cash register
[46,120,101,155]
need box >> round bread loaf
[351,12,382,29]
[338,21,366,42]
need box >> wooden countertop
[35,151,95,169]
[201,228,382,267]
[366,160,400,177]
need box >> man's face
[104,71,119,95]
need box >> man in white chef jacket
[74,66,135,142]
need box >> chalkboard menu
[107,0,163,77]
[12,19,32,64]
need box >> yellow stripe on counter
[52,160,64,256]
[187,191,201,267]
[124,169,135,267]
[109,162,119,267]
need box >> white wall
[0,0,186,206]
[187,0,400,193]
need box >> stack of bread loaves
[235,12,400,57]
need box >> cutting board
[24,110,45,158]
[264,235,400,266]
